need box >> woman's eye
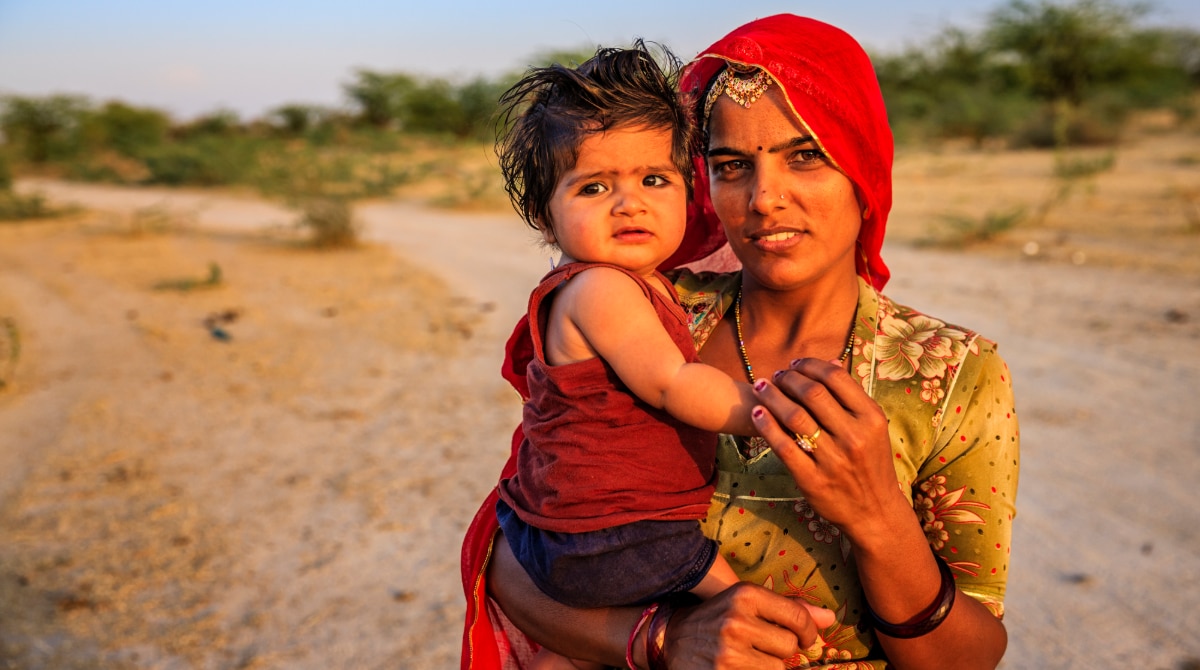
[711,159,749,176]
[792,149,826,165]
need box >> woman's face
[705,84,862,293]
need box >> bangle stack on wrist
[626,603,658,670]
[862,554,957,639]
[644,598,677,670]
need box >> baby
[493,43,756,668]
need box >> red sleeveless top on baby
[496,262,717,533]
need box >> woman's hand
[749,358,911,543]
[664,583,836,670]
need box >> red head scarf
[665,13,893,289]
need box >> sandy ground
[2,132,1199,669]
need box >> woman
[463,14,1018,669]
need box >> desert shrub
[1009,100,1130,147]
[83,101,171,158]
[343,69,511,139]
[296,197,358,247]
[303,114,355,147]
[0,151,12,190]
[141,144,225,185]
[344,70,418,128]
[1053,150,1117,178]
[252,143,415,201]
[267,104,334,137]
[0,317,18,390]
[0,94,90,162]
[153,262,222,291]
[64,150,152,184]
[173,109,243,139]
[141,136,260,186]
[455,77,513,140]
[253,146,351,199]
[401,79,463,134]
[920,207,1028,247]
[0,191,56,221]
[925,84,1036,145]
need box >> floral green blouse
[674,271,1020,669]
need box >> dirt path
[2,180,1199,668]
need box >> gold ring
[794,427,822,453]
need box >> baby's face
[543,125,687,278]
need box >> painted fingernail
[790,358,802,367]
[772,369,785,380]
[753,379,768,392]
[751,407,765,420]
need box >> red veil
[461,14,894,668]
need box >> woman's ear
[855,191,871,220]
[852,187,871,221]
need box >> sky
[2,0,1198,121]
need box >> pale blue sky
[1,0,1197,120]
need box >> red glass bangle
[862,554,957,639]
[626,603,658,670]
[644,599,677,670]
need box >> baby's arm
[553,267,758,436]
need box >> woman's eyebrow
[707,136,816,158]
[767,136,817,153]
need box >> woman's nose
[749,171,787,214]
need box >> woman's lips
[750,229,805,251]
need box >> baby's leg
[688,554,739,600]
[529,648,604,670]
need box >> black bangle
[644,599,677,670]
[862,554,957,639]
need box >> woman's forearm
[486,531,639,666]
[850,503,1007,670]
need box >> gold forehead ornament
[703,66,773,122]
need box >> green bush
[174,109,243,139]
[141,136,259,186]
[267,104,333,137]
[0,94,90,162]
[83,101,171,158]
[1010,104,1124,147]
[344,70,417,128]
[0,151,12,191]
[0,191,56,221]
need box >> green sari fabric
[675,271,1019,668]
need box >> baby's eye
[580,182,608,196]
[643,174,671,187]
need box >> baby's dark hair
[496,41,694,235]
